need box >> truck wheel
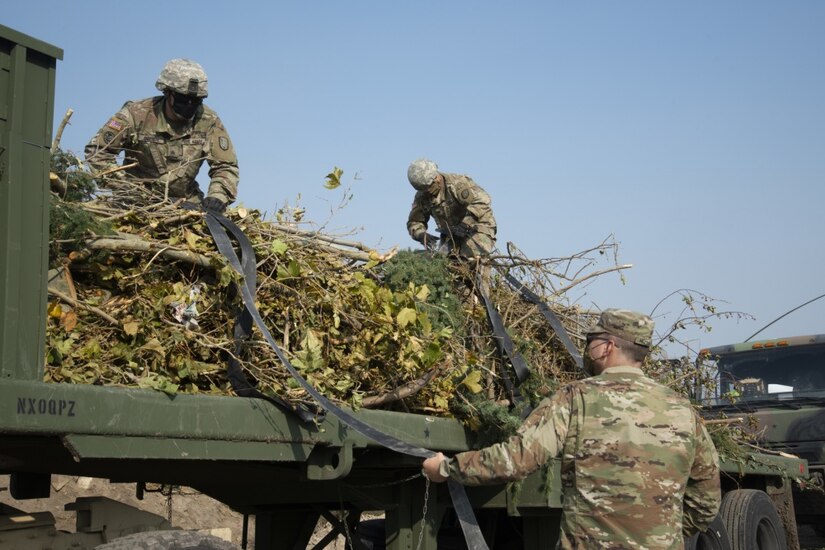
[685,514,730,550]
[720,489,787,550]
[94,530,239,550]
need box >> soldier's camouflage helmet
[587,308,654,347]
[155,59,208,98]
[407,159,439,191]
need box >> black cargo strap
[221,214,317,423]
[203,212,489,550]
[476,274,531,388]
[180,203,312,420]
[498,269,584,372]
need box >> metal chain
[341,509,355,550]
[415,477,430,550]
[336,494,355,550]
[345,471,423,489]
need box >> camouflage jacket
[441,366,721,549]
[85,96,239,204]
[407,172,497,244]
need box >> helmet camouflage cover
[155,59,209,98]
[587,308,654,347]
[407,158,439,191]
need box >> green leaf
[421,341,442,367]
[323,166,344,190]
[80,338,102,359]
[218,265,235,287]
[137,373,178,395]
[418,312,433,336]
[334,377,353,392]
[294,329,324,372]
[271,239,288,255]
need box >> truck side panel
[0,25,62,382]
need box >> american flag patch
[107,119,124,131]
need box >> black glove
[448,223,473,239]
[422,232,440,251]
[202,196,226,214]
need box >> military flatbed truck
[0,24,811,550]
[701,334,825,540]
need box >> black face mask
[170,93,202,120]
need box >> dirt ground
[0,474,352,549]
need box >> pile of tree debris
[48,148,754,460]
[46,150,625,422]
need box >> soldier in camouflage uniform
[406,159,496,259]
[423,309,721,549]
[85,59,239,212]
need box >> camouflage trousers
[443,233,495,259]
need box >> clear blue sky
[6,2,824,356]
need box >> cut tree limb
[361,367,440,408]
[48,286,120,327]
[84,235,214,268]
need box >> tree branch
[48,286,120,327]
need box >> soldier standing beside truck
[85,58,239,213]
[423,309,722,549]
[406,158,497,259]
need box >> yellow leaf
[461,370,483,394]
[48,302,63,319]
[123,321,139,336]
[323,166,344,189]
[397,308,417,328]
[415,285,431,301]
[184,230,199,249]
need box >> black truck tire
[94,530,239,550]
[719,489,787,550]
[685,514,731,550]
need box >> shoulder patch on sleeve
[107,119,124,131]
[219,136,229,151]
[461,189,470,200]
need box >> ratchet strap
[476,273,530,402]
[498,268,584,372]
[182,203,315,422]
[203,211,490,550]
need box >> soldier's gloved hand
[202,196,227,214]
[422,232,440,251]
[449,223,473,239]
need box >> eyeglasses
[172,92,203,106]
[586,336,611,350]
